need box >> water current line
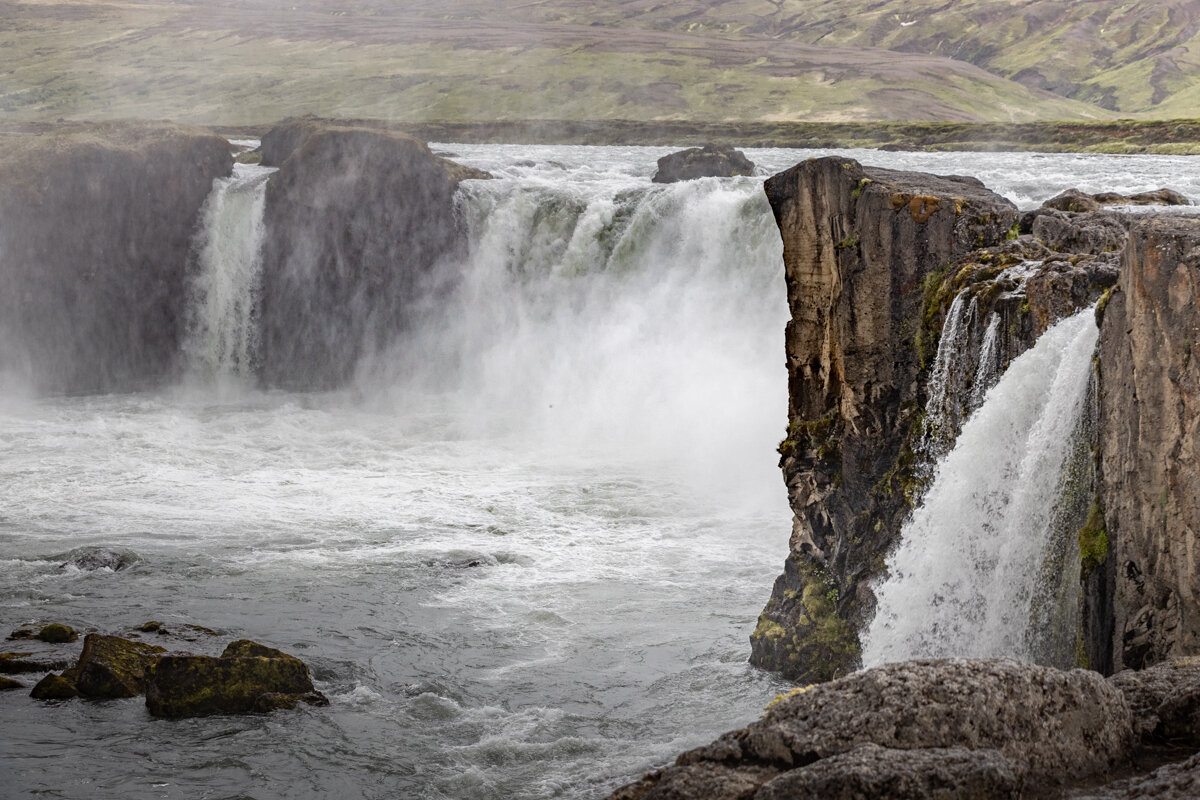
[183,163,275,381]
[862,306,1099,666]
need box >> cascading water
[863,306,1099,667]
[182,162,275,382]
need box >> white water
[863,308,1099,666]
[183,162,275,383]
[3,144,1197,799]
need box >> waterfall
[862,307,1099,667]
[364,173,789,501]
[183,163,275,381]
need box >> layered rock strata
[1098,217,1200,671]
[0,121,232,393]
[256,118,489,388]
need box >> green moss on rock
[37,623,77,643]
[64,634,166,698]
[1078,502,1109,577]
[145,640,328,718]
[0,676,23,691]
[30,673,78,700]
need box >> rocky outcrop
[0,121,232,394]
[26,631,327,716]
[1042,188,1190,213]
[1098,217,1200,672]
[651,144,755,183]
[145,639,327,718]
[607,658,1137,800]
[751,157,1020,682]
[256,118,489,389]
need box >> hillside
[0,0,1116,124]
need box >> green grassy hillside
[0,0,1118,125]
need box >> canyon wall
[0,121,231,393]
[1099,216,1200,671]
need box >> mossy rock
[37,623,77,643]
[0,676,24,691]
[145,640,328,718]
[30,673,78,700]
[64,634,166,698]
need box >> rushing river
[2,144,1199,799]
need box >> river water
[2,144,1199,799]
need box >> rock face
[256,118,489,389]
[1098,217,1200,671]
[0,121,232,394]
[145,639,327,718]
[607,658,1135,800]
[31,633,165,699]
[651,144,755,183]
[750,157,1020,682]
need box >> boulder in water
[145,639,328,718]
[37,623,77,643]
[42,634,167,699]
[30,673,78,700]
[0,650,75,674]
[59,547,139,572]
[651,144,755,183]
[0,676,23,691]
[1042,187,1190,211]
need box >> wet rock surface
[607,659,1139,800]
[0,121,232,394]
[146,639,327,718]
[1098,218,1200,671]
[651,144,755,183]
[751,156,1020,682]
[1042,187,1190,212]
[257,118,490,389]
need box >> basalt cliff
[0,118,484,393]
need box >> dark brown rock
[0,121,232,394]
[1098,217,1200,671]
[1043,188,1190,211]
[30,673,78,700]
[1043,188,1104,213]
[62,634,165,698]
[0,676,23,691]
[607,659,1134,800]
[256,119,489,389]
[751,156,1019,682]
[145,639,327,718]
[651,144,755,183]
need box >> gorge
[0,120,1197,799]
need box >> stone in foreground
[145,639,328,718]
[607,659,1133,800]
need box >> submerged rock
[145,639,328,718]
[607,659,1134,800]
[0,650,74,674]
[58,547,139,572]
[651,144,755,183]
[0,676,23,691]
